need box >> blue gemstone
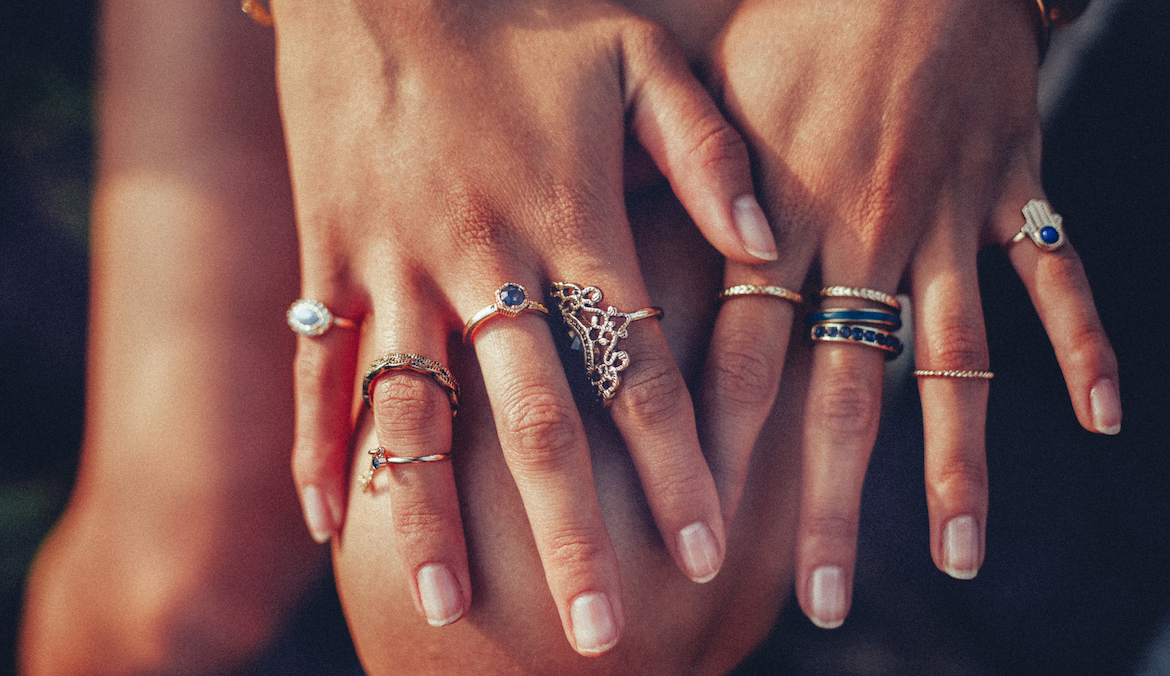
[839,327,851,338]
[1040,226,1059,244]
[852,329,864,341]
[499,283,526,307]
[864,330,876,342]
[814,326,826,338]
[875,334,886,345]
[372,457,380,469]
[827,327,839,337]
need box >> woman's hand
[272,0,773,655]
[698,0,1120,628]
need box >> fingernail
[570,592,619,655]
[300,485,335,544]
[808,566,846,629]
[942,515,981,580]
[732,195,778,262]
[417,564,464,627]
[678,521,722,583]
[1090,378,1122,435]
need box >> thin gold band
[720,284,804,305]
[913,369,995,379]
[820,286,901,313]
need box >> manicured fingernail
[417,564,464,627]
[732,195,778,261]
[1090,378,1122,435]
[808,566,846,629]
[300,485,335,544]
[570,592,619,655]
[678,521,721,583]
[942,515,981,580]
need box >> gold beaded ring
[720,284,804,305]
[913,369,995,379]
[819,286,901,314]
[362,353,460,416]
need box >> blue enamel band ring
[1011,199,1065,251]
[810,323,904,359]
[361,447,451,490]
[819,286,901,314]
[287,299,359,337]
[362,353,460,416]
[806,308,902,330]
[463,283,549,345]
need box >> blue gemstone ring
[287,299,359,337]
[462,283,550,344]
[1010,199,1065,252]
[809,322,904,359]
[361,447,451,491]
[806,308,902,330]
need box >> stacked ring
[819,286,901,314]
[806,308,902,330]
[1010,199,1065,252]
[287,299,359,337]
[362,353,460,416]
[550,282,663,407]
[720,284,804,305]
[361,447,452,490]
[810,322,904,358]
[462,283,549,344]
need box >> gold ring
[820,286,901,313]
[549,282,662,407]
[720,284,804,305]
[287,299,359,337]
[362,353,460,415]
[913,369,994,379]
[462,283,549,344]
[361,447,451,490]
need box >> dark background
[2,1,1166,674]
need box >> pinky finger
[999,193,1121,435]
[290,304,363,543]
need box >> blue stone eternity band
[810,322,904,359]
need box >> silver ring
[1010,199,1065,251]
[287,299,359,337]
[462,283,549,345]
[913,369,994,379]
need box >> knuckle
[684,118,750,176]
[808,371,881,436]
[371,374,448,437]
[920,318,988,370]
[614,350,690,428]
[441,180,515,263]
[539,525,609,574]
[498,384,581,472]
[532,181,612,254]
[392,502,453,551]
[929,457,989,504]
[293,346,333,392]
[708,336,779,411]
[802,512,859,545]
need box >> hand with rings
[698,0,1120,629]
[273,0,778,655]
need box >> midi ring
[362,353,460,416]
[1010,199,1065,252]
[361,447,451,490]
[819,286,901,314]
[287,299,359,337]
[462,283,549,344]
[810,322,904,359]
[720,284,804,305]
[550,281,663,407]
[913,369,994,379]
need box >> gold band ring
[362,353,460,415]
[550,281,663,407]
[287,299,359,337]
[361,447,451,490]
[720,284,804,305]
[819,286,901,313]
[913,369,994,379]
[462,283,549,345]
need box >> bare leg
[19,2,321,673]
[335,188,805,675]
